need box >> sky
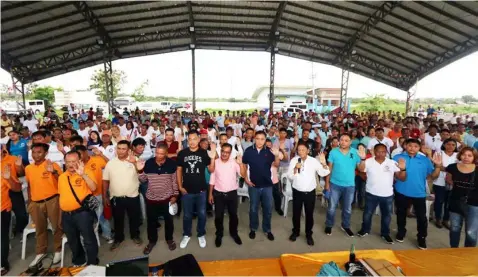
[1,49,477,101]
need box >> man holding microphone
[287,142,330,245]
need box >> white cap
[169,202,178,216]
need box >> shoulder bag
[67,176,100,212]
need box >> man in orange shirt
[1,146,28,237]
[72,145,112,243]
[58,151,98,266]
[25,143,63,266]
[1,148,22,275]
[388,122,403,150]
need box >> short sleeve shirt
[242,145,275,188]
[177,148,211,194]
[393,153,434,198]
[328,147,360,187]
[58,170,94,211]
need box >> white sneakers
[180,236,191,249]
[29,254,46,267]
[198,236,206,248]
[180,236,207,248]
[53,252,62,264]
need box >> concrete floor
[7,201,452,275]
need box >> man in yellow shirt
[1,149,22,275]
[0,113,13,134]
[72,145,112,243]
[25,143,63,266]
[58,151,98,266]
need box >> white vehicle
[158,101,172,111]
[1,100,45,113]
[137,102,155,112]
[286,107,304,117]
[113,96,136,111]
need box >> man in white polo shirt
[367,127,394,155]
[357,144,406,244]
[287,142,330,246]
[103,140,143,251]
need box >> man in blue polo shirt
[241,131,281,241]
[325,134,366,237]
[393,138,441,250]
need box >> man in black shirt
[298,129,317,157]
[177,130,216,249]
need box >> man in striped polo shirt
[138,144,179,254]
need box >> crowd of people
[1,104,478,274]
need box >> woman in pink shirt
[267,139,285,216]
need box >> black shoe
[266,232,275,241]
[249,231,256,239]
[276,209,284,216]
[324,227,332,236]
[132,237,143,246]
[306,236,314,246]
[357,230,368,237]
[215,236,222,247]
[396,233,405,243]
[110,241,122,251]
[289,233,298,242]
[232,235,242,245]
[382,235,394,244]
[143,243,156,255]
[341,227,354,237]
[417,237,427,250]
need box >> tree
[360,93,386,112]
[89,69,126,102]
[462,95,477,103]
[131,79,149,102]
[26,86,61,107]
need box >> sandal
[167,240,177,251]
[143,243,155,255]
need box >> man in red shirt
[87,108,95,121]
[159,128,180,160]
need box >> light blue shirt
[464,133,478,147]
[328,147,360,187]
[393,153,434,198]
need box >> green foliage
[131,79,149,101]
[89,69,126,102]
[462,95,477,103]
[358,94,387,112]
[26,85,62,107]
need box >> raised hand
[75,161,85,176]
[56,140,64,152]
[2,165,11,180]
[91,147,101,156]
[398,158,406,170]
[45,160,54,172]
[419,133,425,142]
[15,155,23,166]
[294,135,299,143]
[358,147,367,160]
[318,152,327,165]
[432,152,442,166]
[27,140,32,149]
[271,146,280,157]
[236,155,243,165]
[127,151,137,163]
[422,146,432,157]
[209,143,217,159]
[126,134,131,141]
[136,159,146,171]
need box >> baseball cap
[199,129,208,135]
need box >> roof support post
[103,52,114,115]
[191,49,196,113]
[11,73,26,110]
[340,67,350,112]
[405,78,418,115]
[269,49,276,114]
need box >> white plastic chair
[281,176,293,217]
[22,216,53,260]
[237,172,250,203]
[60,223,100,267]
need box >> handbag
[67,176,100,212]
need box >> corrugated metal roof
[1,1,477,90]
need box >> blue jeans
[139,182,148,198]
[361,193,393,236]
[248,186,273,233]
[433,185,450,221]
[449,205,478,248]
[94,195,111,239]
[182,191,207,237]
[325,183,355,229]
[354,175,365,207]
